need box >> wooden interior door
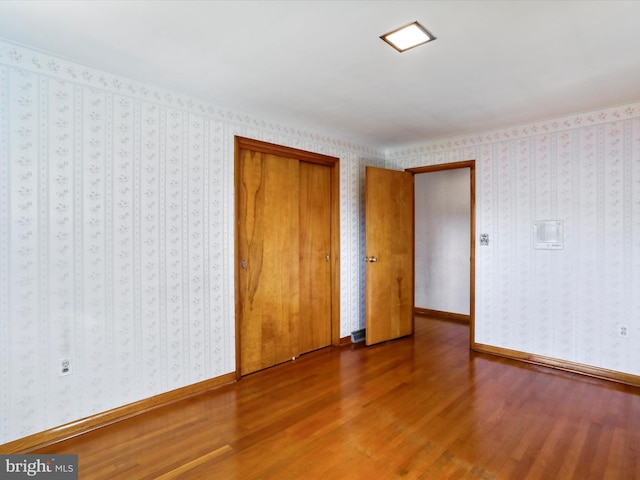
[299,161,332,354]
[365,166,414,345]
[238,149,301,375]
[236,138,337,376]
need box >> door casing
[407,161,476,348]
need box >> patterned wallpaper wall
[2,37,640,445]
[387,106,640,377]
[0,40,381,444]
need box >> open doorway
[408,161,475,345]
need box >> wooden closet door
[299,161,331,355]
[238,149,300,375]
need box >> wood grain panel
[365,166,414,345]
[235,137,339,376]
[299,161,331,354]
[238,149,300,375]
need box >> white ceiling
[1,0,640,149]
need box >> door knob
[366,256,378,263]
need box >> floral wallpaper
[2,36,640,445]
[0,40,381,444]
[388,104,640,377]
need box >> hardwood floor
[34,317,640,479]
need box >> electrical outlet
[618,324,629,338]
[59,357,72,376]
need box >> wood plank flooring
[34,317,640,479]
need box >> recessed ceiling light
[380,21,436,52]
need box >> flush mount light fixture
[380,21,436,52]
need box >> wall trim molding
[0,373,236,454]
[414,308,470,324]
[339,335,352,346]
[473,343,640,388]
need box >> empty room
[1,1,640,478]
